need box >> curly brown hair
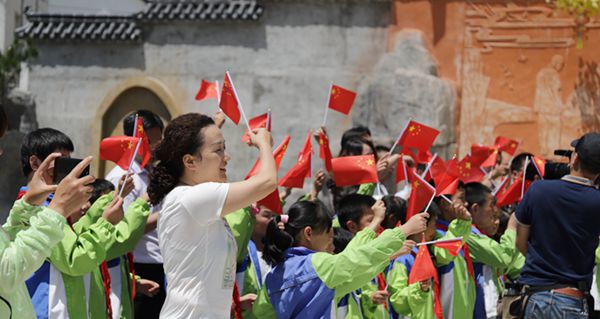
[148,113,215,205]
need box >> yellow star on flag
[366,159,375,166]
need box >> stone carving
[573,58,600,133]
[463,3,600,52]
[534,55,564,156]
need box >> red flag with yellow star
[406,168,436,220]
[100,136,142,170]
[195,80,219,101]
[471,144,497,168]
[331,155,378,187]
[496,173,532,207]
[430,155,447,179]
[398,120,440,153]
[433,238,463,256]
[318,131,333,172]
[242,113,270,143]
[532,156,546,178]
[219,72,242,125]
[408,241,443,319]
[494,136,519,156]
[450,155,485,183]
[328,84,357,115]
[279,132,312,188]
[246,135,291,180]
[133,120,151,169]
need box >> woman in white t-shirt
[147,113,277,319]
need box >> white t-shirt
[158,182,236,319]
[105,162,163,264]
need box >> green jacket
[74,193,150,319]
[0,199,66,319]
[386,219,472,319]
[252,227,407,318]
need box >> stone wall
[0,1,457,219]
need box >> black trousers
[134,263,166,319]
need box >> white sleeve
[180,182,230,224]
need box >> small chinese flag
[496,173,531,207]
[328,84,357,115]
[318,131,333,172]
[406,168,436,220]
[451,155,485,183]
[133,120,152,169]
[434,173,459,196]
[494,136,519,156]
[246,135,291,180]
[433,238,463,256]
[416,150,433,165]
[195,80,219,101]
[532,156,546,178]
[219,72,242,125]
[242,113,269,143]
[331,155,378,187]
[408,242,437,284]
[429,156,447,179]
[398,120,440,153]
[100,136,142,170]
[257,189,283,215]
[471,144,497,168]
[279,132,312,188]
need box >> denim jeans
[524,290,588,319]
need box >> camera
[543,149,571,180]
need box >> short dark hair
[0,104,7,137]
[341,126,371,147]
[510,153,534,173]
[337,193,375,231]
[21,128,74,177]
[579,157,600,176]
[375,144,391,154]
[464,182,492,212]
[123,110,164,136]
[381,195,407,228]
[333,227,354,254]
[90,179,115,204]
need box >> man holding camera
[513,132,600,318]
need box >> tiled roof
[137,1,263,21]
[16,14,142,42]
[15,1,262,42]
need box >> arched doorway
[92,76,181,177]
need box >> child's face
[472,193,499,236]
[424,214,438,241]
[357,209,374,231]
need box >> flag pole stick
[521,156,529,200]
[416,237,463,247]
[119,114,140,195]
[227,71,252,131]
[492,176,508,196]
[267,108,272,131]
[441,194,453,204]
[119,138,142,197]
[402,158,409,189]
[421,153,437,179]
[215,80,222,110]
[322,83,332,127]
[423,192,436,215]
[389,118,412,155]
